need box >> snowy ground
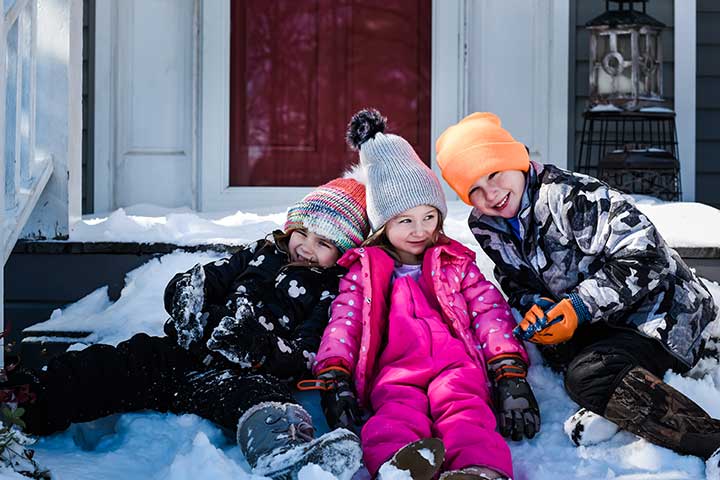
[5,199,720,479]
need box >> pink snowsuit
[313,237,529,476]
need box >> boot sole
[254,428,362,480]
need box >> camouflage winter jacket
[163,232,346,380]
[469,162,717,367]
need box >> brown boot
[604,366,720,459]
[378,438,445,480]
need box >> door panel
[230,0,431,187]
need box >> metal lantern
[586,0,665,109]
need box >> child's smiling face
[384,205,440,264]
[287,229,340,267]
[468,170,526,218]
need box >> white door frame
[675,0,696,201]
[198,0,468,212]
[93,0,116,214]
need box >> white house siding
[697,0,720,208]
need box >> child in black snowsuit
[2,177,371,480]
[436,112,720,466]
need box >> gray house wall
[570,0,675,170]
[697,1,720,208]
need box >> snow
[631,198,720,249]
[590,104,623,112]
[67,199,720,250]
[69,204,285,246]
[640,107,675,113]
[5,201,720,480]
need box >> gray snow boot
[236,401,362,480]
[604,366,720,459]
[378,438,445,480]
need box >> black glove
[167,264,208,350]
[299,367,364,434]
[488,355,541,441]
[206,299,271,369]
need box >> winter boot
[236,401,362,480]
[564,407,619,446]
[604,366,720,459]
[439,466,509,480]
[377,438,445,480]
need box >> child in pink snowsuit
[305,110,541,480]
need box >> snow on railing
[2,0,53,366]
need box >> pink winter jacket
[313,236,529,407]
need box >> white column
[0,0,8,368]
[20,0,83,239]
[675,0,696,201]
[431,0,468,199]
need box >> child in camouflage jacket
[436,112,720,462]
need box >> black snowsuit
[21,233,345,437]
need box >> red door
[229,0,431,187]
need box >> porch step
[6,240,239,368]
[19,331,93,370]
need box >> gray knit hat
[346,109,447,232]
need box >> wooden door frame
[198,0,467,212]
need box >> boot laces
[286,419,314,443]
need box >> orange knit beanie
[435,112,530,205]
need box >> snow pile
[632,197,720,249]
[68,199,720,249]
[70,204,285,246]
[23,252,224,346]
[8,201,720,480]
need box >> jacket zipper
[473,215,557,302]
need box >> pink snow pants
[361,277,513,477]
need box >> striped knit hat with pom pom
[346,108,447,231]
[284,177,370,253]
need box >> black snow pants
[541,323,689,414]
[22,333,295,436]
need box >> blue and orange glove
[297,366,364,435]
[513,294,591,345]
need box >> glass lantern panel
[597,33,609,60]
[616,33,631,59]
[647,33,657,57]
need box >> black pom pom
[346,108,386,150]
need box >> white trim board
[199,0,467,212]
[675,0,696,202]
[93,0,116,214]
